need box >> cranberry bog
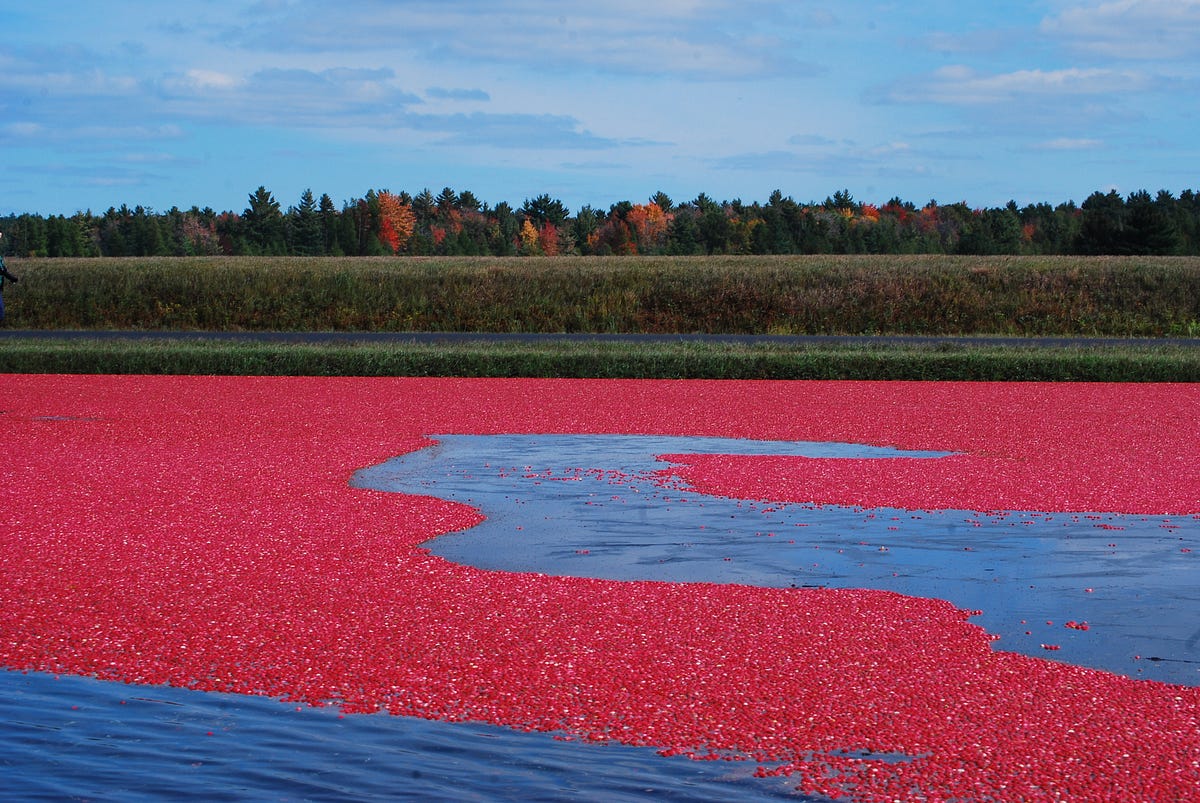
[1,375,1197,801]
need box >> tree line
[3,185,1198,259]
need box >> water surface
[0,670,802,801]
[355,434,1200,687]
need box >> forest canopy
[3,185,1198,259]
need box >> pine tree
[292,189,324,256]
[244,186,286,255]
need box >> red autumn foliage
[918,203,940,234]
[589,218,637,255]
[880,201,909,223]
[377,218,401,253]
[626,203,669,252]
[537,222,559,256]
[0,376,1196,802]
[376,191,415,253]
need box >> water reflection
[0,669,801,801]
[354,434,1200,686]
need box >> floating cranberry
[1,376,1196,802]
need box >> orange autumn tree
[377,190,416,253]
[518,219,541,254]
[626,203,669,253]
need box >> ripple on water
[0,669,806,801]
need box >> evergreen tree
[1077,190,1127,254]
[698,202,732,255]
[352,190,386,256]
[99,206,131,256]
[608,200,633,221]
[243,186,286,255]
[139,207,167,256]
[758,202,794,253]
[457,189,482,212]
[521,194,569,227]
[318,194,341,255]
[335,201,358,256]
[1174,190,1200,253]
[435,187,458,216]
[650,191,674,213]
[489,202,519,255]
[665,208,701,255]
[572,205,601,254]
[824,189,859,214]
[292,189,324,256]
[412,189,436,231]
[46,215,86,257]
[1125,189,1181,255]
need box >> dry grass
[4,254,1199,336]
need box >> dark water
[0,670,803,801]
[6,434,1197,801]
[354,434,1200,687]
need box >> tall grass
[5,254,1200,336]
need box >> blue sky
[2,1,1197,216]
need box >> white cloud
[425,87,490,102]
[117,151,196,164]
[221,1,817,80]
[713,137,933,182]
[17,67,141,98]
[1031,137,1104,150]
[922,27,1024,56]
[1,121,185,151]
[2,122,45,139]
[870,141,913,156]
[156,67,423,128]
[181,69,243,91]
[411,112,630,151]
[1041,0,1200,60]
[878,65,1153,106]
[804,9,839,28]
[76,124,187,141]
[788,133,838,147]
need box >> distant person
[0,233,18,323]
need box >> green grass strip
[2,337,1197,381]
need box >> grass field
[5,254,1199,335]
[1,254,1197,379]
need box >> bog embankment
[1,254,1197,380]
